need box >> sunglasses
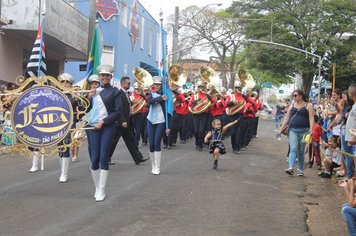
[292,94,298,97]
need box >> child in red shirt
[311,115,323,169]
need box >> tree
[227,0,356,93]
[169,6,246,88]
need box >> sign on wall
[11,86,73,148]
[129,0,140,49]
[96,0,120,21]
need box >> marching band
[2,64,265,202]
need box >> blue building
[65,0,163,85]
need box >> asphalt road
[0,119,348,236]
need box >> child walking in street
[204,118,239,169]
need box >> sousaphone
[131,67,153,115]
[169,65,187,87]
[189,66,220,114]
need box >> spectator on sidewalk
[340,177,356,235]
[308,115,322,169]
[318,137,343,178]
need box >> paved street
[0,119,348,236]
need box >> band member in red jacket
[225,80,246,154]
[241,92,256,149]
[189,81,216,151]
[250,91,263,138]
[210,91,226,127]
[166,88,189,148]
[130,82,148,146]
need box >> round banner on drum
[11,86,73,148]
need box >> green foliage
[225,0,356,94]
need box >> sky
[139,0,233,22]
[139,0,234,60]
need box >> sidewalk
[275,133,348,236]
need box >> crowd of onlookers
[274,85,356,235]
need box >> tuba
[238,69,256,89]
[131,67,153,115]
[169,65,187,103]
[226,69,255,116]
[132,67,153,88]
[188,66,220,114]
[226,99,246,116]
[169,65,187,87]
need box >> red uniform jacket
[175,93,189,115]
[210,97,226,116]
[225,93,245,115]
[189,92,217,114]
[131,92,148,113]
[243,101,255,118]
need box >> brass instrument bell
[168,65,187,87]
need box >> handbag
[281,124,289,136]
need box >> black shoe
[198,147,203,151]
[167,145,172,150]
[320,172,331,178]
[108,161,116,165]
[164,145,168,149]
[213,160,218,169]
[285,169,293,175]
[136,156,149,165]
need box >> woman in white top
[147,76,169,175]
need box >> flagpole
[160,12,169,132]
[37,13,45,78]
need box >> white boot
[96,169,109,202]
[29,151,40,173]
[149,152,156,174]
[90,169,100,199]
[152,151,161,175]
[59,158,70,183]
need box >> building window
[148,29,152,56]
[140,17,145,50]
[102,45,114,66]
[156,32,160,62]
[121,1,128,28]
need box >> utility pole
[332,63,336,92]
[172,6,179,65]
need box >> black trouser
[239,117,248,149]
[193,113,209,148]
[108,126,144,164]
[178,114,188,141]
[243,117,253,147]
[170,114,188,143]
[252,116,259,137]
[132,113,147,145]
[168,114,179,145]
[230,114,242,151]
[187,114,194,139]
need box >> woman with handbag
[278,90,315,176]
